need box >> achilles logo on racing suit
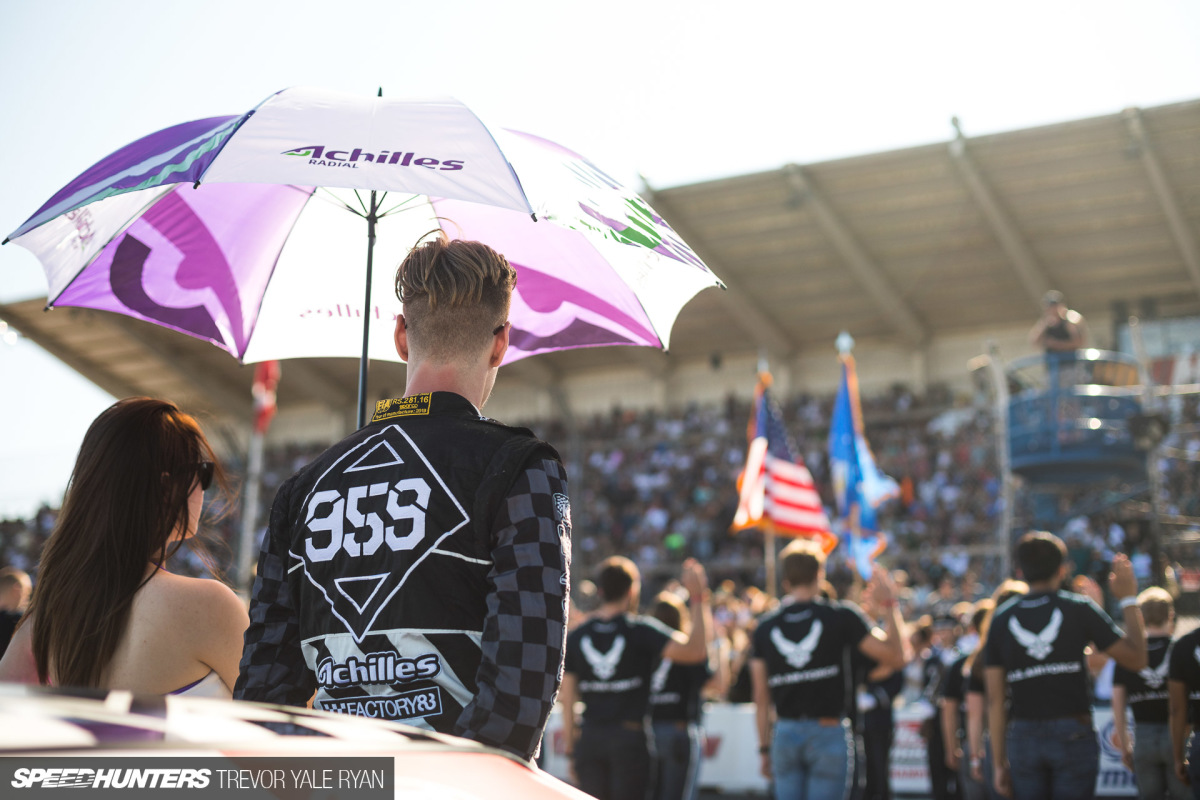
[292,425,470,641]
[316,651,441,689]
[320,686,444,721]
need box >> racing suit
[234,392,571,760]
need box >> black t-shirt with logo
[1114,635,1172,724]
[1168,628,1200,723]
[650,658,712,723]
[565,614,674,724]
[940,653,970,718]
[751,598,871,720]
[983,589,1122,720]
[853,651,903,732]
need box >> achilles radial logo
[282,145,464,170]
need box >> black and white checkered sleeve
[233,478,315,706]
[453,456,571,760]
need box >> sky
[2,0,1199,517]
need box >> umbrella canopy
[6,87,723,418]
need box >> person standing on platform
[560,557,711,800]
[751,540,906,800]
[1029,289,1087,353]
[985,532,1147,800]
[1113,587,1186,800]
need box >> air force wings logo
[1009,608,1063,661]
[581,635,625,680]
[291,425,470,642]
[1140,649,1172,690]
[771,620,824,669]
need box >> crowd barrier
[542,703,1139,798]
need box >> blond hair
[1138,586,1174,628]
[395,231,517,362]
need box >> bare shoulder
[140,573,247,625]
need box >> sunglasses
[493,321,509,336]
[192,461,214,492]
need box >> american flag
[732,375,834,546]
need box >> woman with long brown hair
[0,397,248,696]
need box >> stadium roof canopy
[3,98,1199,423]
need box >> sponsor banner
[888,707,930,796]
[1,757,391,799]
[1093,707,1139,798]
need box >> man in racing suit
[234,234,571,761]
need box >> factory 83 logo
[294,426,470,641]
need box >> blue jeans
[575,722,653,800]
[771,718,853,800]
[1007,717,1098,800]
[652,721,702,800]
[1132,722,1189,800]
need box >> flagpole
[764,528,777,600]
[755,351,777,599]
[237,428,265,593]
[237,361,279,595]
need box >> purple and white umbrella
[6,87,723,423]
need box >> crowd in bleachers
[3,383,1198,602]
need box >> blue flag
[828,355,899,578]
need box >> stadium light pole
[1129,317,1168,588]
[970,343,1013,580]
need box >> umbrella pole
[356,191,379,429]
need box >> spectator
[750,540,905,799]
[649,591,713,800]
[1028,290,1087,353]
[0,567,31,656]
[985,533,1146,799]
[0,398,247,696]
[1112,587,1185,800]
[561,557,710,800]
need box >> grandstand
[3,99,1198,435]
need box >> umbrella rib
[315,187,365,218]
[352,190,370,216]
[377,194,424,218]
